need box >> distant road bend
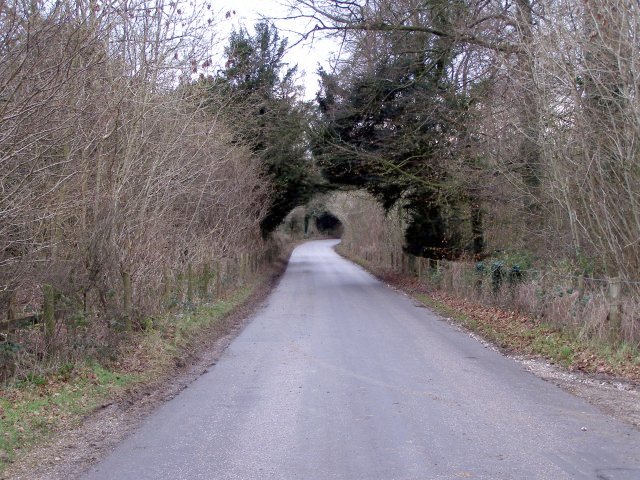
[84,240,640,480]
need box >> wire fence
[346,241,640,287]
[341,241,640,345]
[1,242,283,335]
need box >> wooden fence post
[475,263,483,293]
[201,263,210,299]
[408,255,415,276]
[577,275,585,298]
[240,254,246,281]
[122,272,132,330]
[215,261,222,298]
[43,284,56,351]
[228,257,235,287]
[186,263,194,304]
[234,256,240,286]
[163,267,171,305]
[607,276,622,334]
[7,292,16,322]
[441,260,447,288]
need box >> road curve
[84,240,640,480]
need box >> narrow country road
[84,240,640,480]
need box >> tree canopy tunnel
[281,200,345,239]
[203,19,484,257]
[192,20,319,238]
[313,211,343,238]
[310,61,486,260]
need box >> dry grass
[0,241,292,473]
[338,246,640,384]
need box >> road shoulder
[2,251,293,480]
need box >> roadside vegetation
[299,0,640,283]
[292,0,640,359]
[3,0,640,472]
[0,2,313,383]
[330,201,640,385]
[419,292,640,382]
[0,1,306,471]
[5,0,639,389]
[0,248,289,473]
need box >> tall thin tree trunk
[515,0,542,219]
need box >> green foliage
[574,250,598,276]
[475,253,530,292]
[0,363,139,472]
[19,373,46,387]
[498,251,534,271]
[197,21,318,235]
[0,342,20,354]
[0,277,261,474]
[311,7,481,258]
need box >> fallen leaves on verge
[434,291,640,382]
[375,269,640,385]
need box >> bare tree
[0,0,271,360]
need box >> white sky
[212,0,341,100]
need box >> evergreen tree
[203,22,317,235]
[312,24,473,257]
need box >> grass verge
[338,247,640,384]
[418,292,639,379]
[0,281,260,473]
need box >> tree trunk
[515,0,542,219]
[122,271,132,331]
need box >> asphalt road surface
[84,240,640,480]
